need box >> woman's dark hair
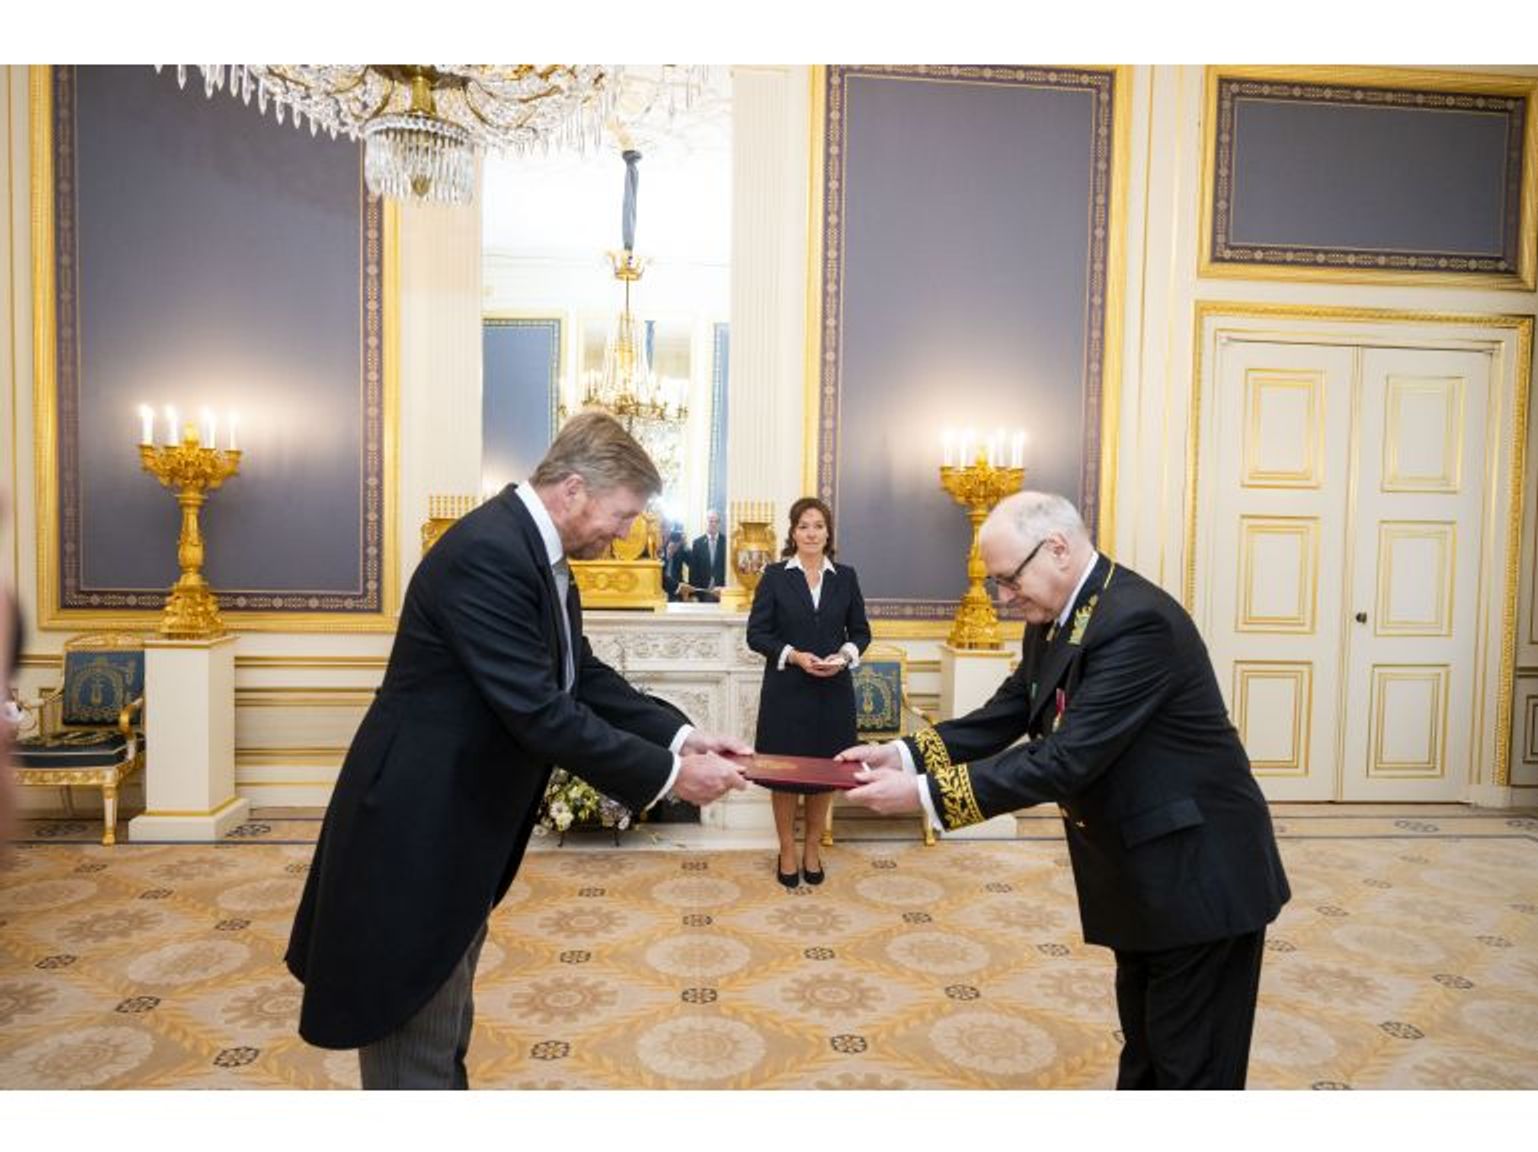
[781,496,836,559]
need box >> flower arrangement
[536,768,632,839]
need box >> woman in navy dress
[747,497,870,887]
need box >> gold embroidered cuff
[913,727,983,829]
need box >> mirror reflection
[480,69,731,543]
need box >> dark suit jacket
[907,555,1289,953]
[687,533,727,593]
[746,559,871,757]
[662,548,690,601]
[286,485,683,1049]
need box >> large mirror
[480,68,731,541]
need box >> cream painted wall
[3,64,1535,813]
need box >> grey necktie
[552,558,575,691]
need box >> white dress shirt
[516,482,687,806]
[775,553,863,672]
[901,550,1101,832]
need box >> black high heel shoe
[801,863,825,886]
[777,861,800,888]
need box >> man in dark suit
[661,530,692,602]
[285,413,750,1089]
[686,508,727,602]
[840,490,1289,1089]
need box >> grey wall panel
[482,319,560,490]
[818,67,1116,619]
[1211,75,1530,278]
[54,65,384,613]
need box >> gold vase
[728,500,776,597]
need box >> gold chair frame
[15,632,146,845]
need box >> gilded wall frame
[1200,66,1538,290]
[1185,301,1532,787]
[29,65,400,633]
[805,65,1130,639]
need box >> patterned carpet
[2,805,1537,1089]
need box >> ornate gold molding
[1198,65,1538,291]
[29,66,401,635]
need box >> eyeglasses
[985,537,1048,599]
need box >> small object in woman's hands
[815,654,847,668]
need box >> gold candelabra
[139,425,242,637]
[940,450,1024,649]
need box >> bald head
[978,491,1096,625]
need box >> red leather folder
[727,753,866,790]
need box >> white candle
[960,431,973,467]
[942,429,956,468]
[1012,431,1025,469]
[202,408,216,448]
[138,404,154,446]
[165,405,179,445]
[227,411,239,452]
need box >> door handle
[1355,611,1368,624]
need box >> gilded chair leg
[821,800,835,847]
[923,821,936,847]
[61,785,75,816]
[101,784,118,847]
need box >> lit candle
[164,405,179,445]
[1012,431,1025,469]
[227,411,239,452]
[138,404,154,446]
[960,430,973,467]
[202,408,217,448]
[942,429,956,468]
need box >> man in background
[687,508,727,602]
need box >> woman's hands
[791,650,845,678]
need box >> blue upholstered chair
[826,642,937,847]
[14,633,146,846]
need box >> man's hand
[845,767,922,815]
[835,742,902,771]
[672,752,750,805]
[680,728,753,757]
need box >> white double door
[1205,339,1492,801]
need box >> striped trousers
[358,921,488,1090]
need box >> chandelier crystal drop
[158,65,707,205]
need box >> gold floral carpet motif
[2,806,1537,1089]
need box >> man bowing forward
[841,490,1288,1089]
[286,413,749,1088]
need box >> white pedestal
[938,643,1019,840]
[129,634,249,842]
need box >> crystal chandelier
[580,150,689,434]
[159,65,703,205]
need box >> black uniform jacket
[746,559,871,756]
[907,555,1289,953]
[286,486,682,1048]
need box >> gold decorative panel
[1242,369,1324,488]
[1233,661,1312,776]
[1237,516,1320,633]
[1375,522,1455,637]
[1368,665,1450,779]
[1383,375,1465,492]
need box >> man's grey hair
[530,411,662,496]
[986,491,1089,547]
